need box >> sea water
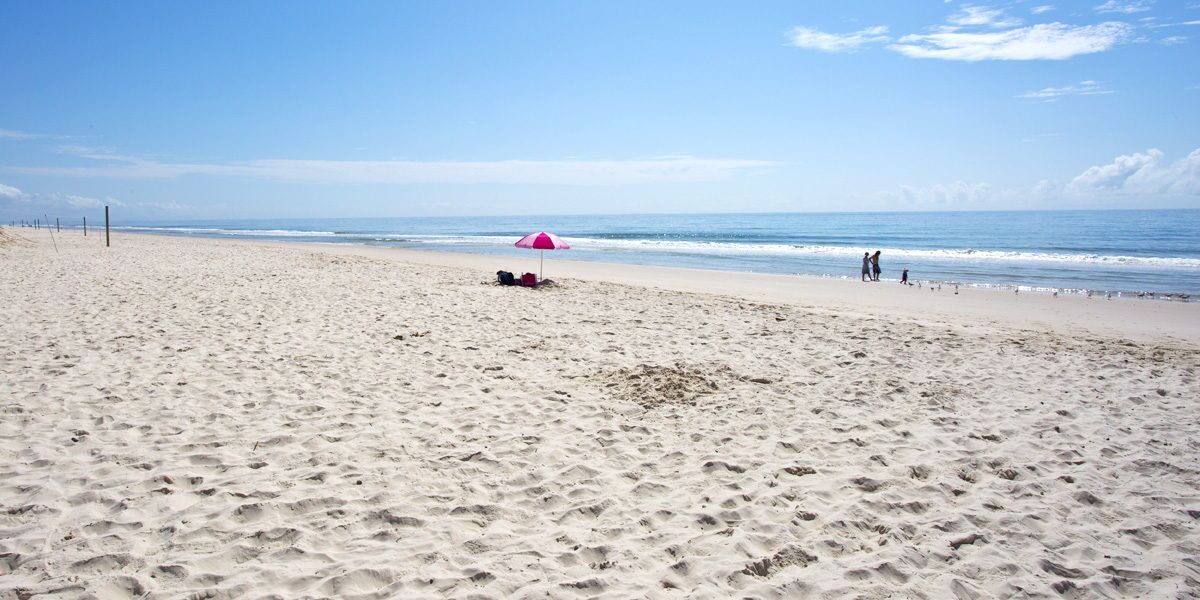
[111,209,1200,296]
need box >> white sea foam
[394,235,1200,268]
[113,228,1200,268]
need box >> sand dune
[1,229,1198,598]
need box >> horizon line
[7,205,1195,225]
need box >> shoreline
[6,225,1200,345]
[44,221,1200,297]
[125,229,1200,346]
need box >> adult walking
[871,250,882,282]
[861,252,871,282]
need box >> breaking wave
[108,228,1200,268]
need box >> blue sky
[1,0,1198,220]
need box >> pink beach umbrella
[514,231,571,280]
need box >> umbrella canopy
[514,231,570,281]
[514,231,571,250]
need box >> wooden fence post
[44,213,58,254]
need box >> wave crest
[109,228,1200,268]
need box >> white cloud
[1070,149,1160,190]
[65,195,108,209]
[891,21,1134,60]
[949,5,1022,28]
[0,182,130,215]
[0,183,22,198]
[791,5,1137,62]
[1031,179,1060,199]
[0,128,44,140]
[787,25,890,52]
[898,181,994,206]
[877,147,1200,209]
[9,153,781,186]
[1068,147,1200,195]
[1094,0,1154,14]
[138,200,196,214]
[1160,35,1188,44]
[1016,80,1114,100]
[1148,20,1200,28]
[54,144,146,163]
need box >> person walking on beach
[862,252,871,282]
[870,250,881,282]
[900,267,909,285]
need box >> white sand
[1,228,1198,599]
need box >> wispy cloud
[1094,0,1154,14]
[10,150,781,186]
[948,5,1022,28]
[790,4,1137,62]
[1148,20,1200,28]
[1068,147,1200,195]
[0,183,22,198]
[1016,80,1115,100]
[787,25,890,53]
[0,128,46,140]
[891,22,1134,61]
[1160,35,1188,44]
[0,183,126,215]
[138,199,196,214]
[54,144,147,163]
[63,194,125,209]
[881,146,1200,208]
[898,181,993,206]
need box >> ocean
[109,209,1199,297]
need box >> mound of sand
[593,363,726,407]
[0,227,21,249]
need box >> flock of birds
[909,279,1190,302]
[835,272,1189,302]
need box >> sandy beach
[2,227,1198,599]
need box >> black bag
[497,270,515,286]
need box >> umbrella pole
[540,249,544,281]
